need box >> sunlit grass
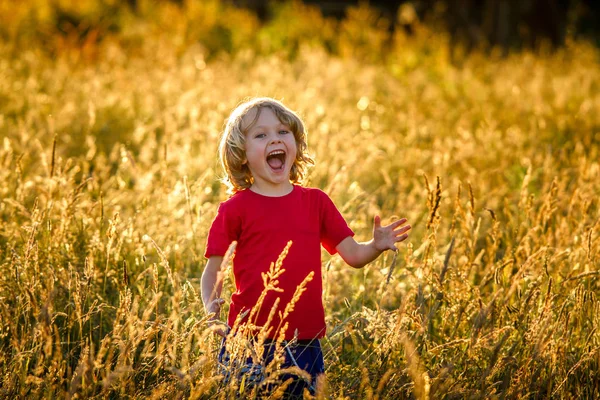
[1,0,599,398]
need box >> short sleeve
[204,202,241,258]
[319,191,354,255]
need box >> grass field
[1,0,599,398]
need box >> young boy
[201,97,411,396]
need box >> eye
[254,133,266,139]
[279,130,291,135]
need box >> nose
[269,133,282,143]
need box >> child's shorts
[218,337,324,397]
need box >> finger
[207,298,225,310]
[386,244,398,252]
[394,225,412,236]
[206,308,220,317]
[394,233,409,243]
[216,328,227,338]
[374,215,381,229]
[387,218,408,229]
[208,320,228,335]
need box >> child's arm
[201,255,227,336]
[336,216,411,269]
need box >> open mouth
[266,149,286,171]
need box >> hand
[208,319,228,338]
[206,298,228,337]
[373,215,411,252]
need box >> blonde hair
[218,97,314,193]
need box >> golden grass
[1,0,599,398]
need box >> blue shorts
[218,337,324,397]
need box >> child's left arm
[336,216,411,269]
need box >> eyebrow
[248,123,290,132]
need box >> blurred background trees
[232,0,599,50]
[2,0,598,62]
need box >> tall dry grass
[1,0,599,398]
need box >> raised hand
[372,215,411,252]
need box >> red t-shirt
[205,185,354,340]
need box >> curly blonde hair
[218,98,314,193]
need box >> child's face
[241,107,298,193]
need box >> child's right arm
[201,256,227,336]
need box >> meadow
[0,0,599,398]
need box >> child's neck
[249,182,294,197]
